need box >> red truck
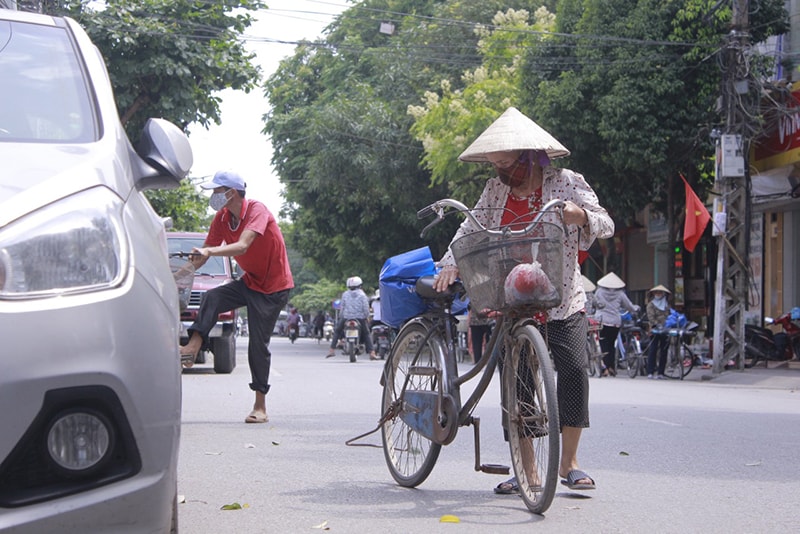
[167,232,239,373]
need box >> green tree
[31,0,265,222]
[265,1,553,281]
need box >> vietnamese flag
[680,174,710,252]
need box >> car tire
[212,333,236,374]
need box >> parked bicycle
[378,198,567,514]
[585,316,604,377]
[660,322,699,380]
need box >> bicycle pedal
[480,464,510,475]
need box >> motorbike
[745,318,793,368]
[772,308,800,360]
[287,322,299,343]
[323,320,334,341]
[342,318,364,363]
[371,323,392,360]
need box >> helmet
[346,276,362,289]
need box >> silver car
[0,9,191,533]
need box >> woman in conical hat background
[433,107,615,493]
[645,284,672,379]
[594,272,639,376]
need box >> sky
[187,0,350,216]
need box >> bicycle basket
[170,256,195,312]
[450,222,563,313]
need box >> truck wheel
[212,334,236,374]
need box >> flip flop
[245,410,268,424]
[494,477,519,494]
[560,469,596,490]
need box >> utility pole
[711,0,751,375]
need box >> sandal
[245,410,268,424]
[494,477,519,494]
[560,469,596,490]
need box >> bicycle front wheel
[502,324,559,514]
[664,341,695,379]
[381,321,444,487]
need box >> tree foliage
[265,0,553,286]
[29,0,266,225]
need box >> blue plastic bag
[664,308,687,328]
[379,247,437,328]
[378,246,468,328]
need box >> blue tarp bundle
[379,246,467,328]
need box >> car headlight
[0,187,128,299]
[46,410,113,473]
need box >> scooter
[772,308,800,360]
[323,320,334,341]
[371,323,392,360]
[745,319,792,368]
[342,318,364,363]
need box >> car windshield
[0,19,96,143]
[167,237,229,276]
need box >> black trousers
[189,279,289,395]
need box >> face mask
[652,295,667,310]
[209,190,230,211]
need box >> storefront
[749,83,800,324]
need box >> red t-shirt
[206,199,294,295]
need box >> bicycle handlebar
[417,197,566,239]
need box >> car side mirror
[133,118,193,191]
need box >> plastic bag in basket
[503,261,556,307]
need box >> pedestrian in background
[594,272,638,377]
[646,284,671,379]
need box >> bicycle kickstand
[469,416,509,475]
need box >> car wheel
[212,333,236,374]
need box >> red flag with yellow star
[680,174,710,252]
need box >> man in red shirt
[180,170,294,424]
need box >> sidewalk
[686,360,800,390]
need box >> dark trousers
[647,333,669,375]
[330,318,373,353]
[189,279,289,395]
[600,325,620,371]
[470,324,492,361]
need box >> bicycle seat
[415,275,464,301]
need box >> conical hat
[648,284,671,295]
[597,272,625,289]
[581,275,596,293]
[458,107,570,162]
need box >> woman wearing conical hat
[594,272,640,376]
[645,285,672,379]
[433,107,615,493]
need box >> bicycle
[378,198,566,514]
[585,316,604,377]
[661,322,699,380]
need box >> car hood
[191,275,233,292]
[0,140,133,227]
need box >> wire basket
[170,255,195,312]
[451,222,563,314]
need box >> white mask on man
[209,190,230,211]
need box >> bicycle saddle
[415,275,464,301]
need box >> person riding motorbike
[326,276,377,360]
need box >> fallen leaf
[619,451,630,456]
[312,520,329,529]
[272,441,280,446]
[177,495,186,504]
[220,502,242,510]
[440,514,460,523]
[244,443,256,449]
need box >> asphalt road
[177,334,800,533]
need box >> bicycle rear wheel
[502,324,559,514]
[381,321,444,487]
[626,337,643,378]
